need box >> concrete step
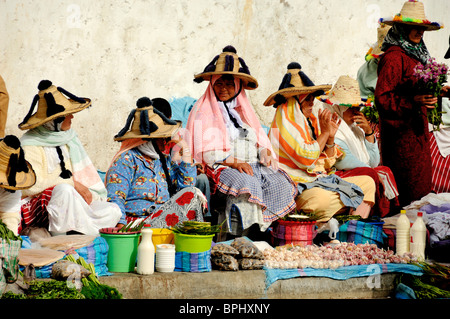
[98,269,398,299]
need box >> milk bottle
[410,212,427,261]
[396,210,410,255]
[137,228,155,275]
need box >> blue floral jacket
[106,148,196,225]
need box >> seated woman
[319,75,399,218]
[265,63,376,222]
[0,135,36,235]
[185,45,297,236]
[18,80,122,236]
[106,97,206,229]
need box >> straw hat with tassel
[0,135,36,190]
[114,97,182,141]
[263,62,331,107]
[379,0,443,31]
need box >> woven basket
[271,219,318,247]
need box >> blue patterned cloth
[298,174,364,209]
[106,148,196,225]
[264,263,423,291]
[338,220,387,247]
[175,250,211,272]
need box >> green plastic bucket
[174,233,214,253]
[100,228,141,273]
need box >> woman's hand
[441,86,450,98]
[223,156,253,175]
[74,180,93,205]
[328,112,342,139]
[414,94,438,108]
[259,148,278,170]
[352,112,372,135]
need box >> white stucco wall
[1,0,449,171]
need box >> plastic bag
[211,254,239,271]
[317,218,339,239]
[211,243,239,257]
[230,237,264,259]
[238,258,264,270]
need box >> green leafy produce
[1,280,85,299]
[171,221,224,235]
[65,254,122,299]
[118,218,146,233]
[396,261,450,299]
[0,219,22,244]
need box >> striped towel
[175,250,211,273]
[338,220,386,247]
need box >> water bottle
[395,210,410,256]
[137,228,155,275]
[410,212,427,261]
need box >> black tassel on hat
[19,80,53,127]
[4,135,29,188]
[56,146,72,179]
[44,92,66,117]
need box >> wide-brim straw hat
[193,45,258,90]
[318,75,372,108]
[379,0,443,31]
[0,135,36,190]
[19,80,91,130]
[114,97,182,141]
[367,23,392,58]
[263,62,332,106]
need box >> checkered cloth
[338,220,386,248]
[216,163,297,222]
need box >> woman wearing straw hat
[375,0,444,208]
[106,97,206,229]
[265,63,376,222]
[0,135,36,235]
[18,80,122,236]
[185,45,297,237]
[319,75,400,218]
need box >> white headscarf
[325,103,371,165]
[137,141,160,159]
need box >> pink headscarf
[185,75,273,164]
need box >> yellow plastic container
[148,227,174,250]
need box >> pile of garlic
[263,242,418,269]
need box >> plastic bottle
[155,244,175,272]
[396,210,410,256]
[410,212,427,261]
[136,228,155,275]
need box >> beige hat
[194,45,258,90]
[0,135,36,190]
[379,0,443,31]
[114,97,182,141]
[264,62,331,106]
[367,23,392,58]
[19,80,91,130]
[318,75,371,108]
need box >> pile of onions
[263,242,418,269]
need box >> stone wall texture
[1,0,449,170]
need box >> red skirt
[335,166,399,217]
[430,133,450,193]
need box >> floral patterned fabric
[106,148,204,226]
